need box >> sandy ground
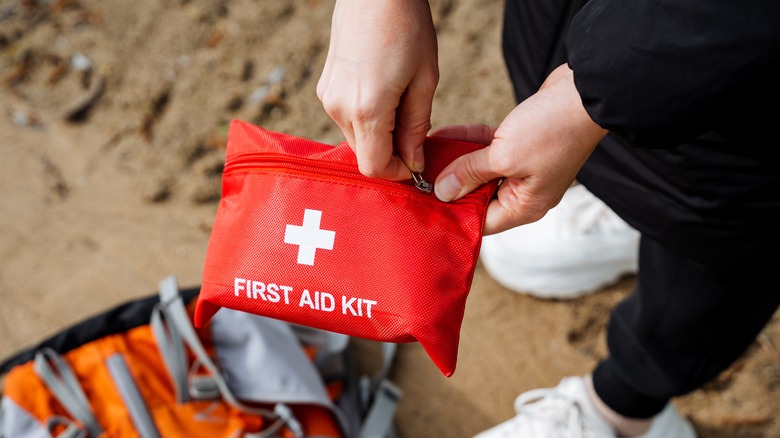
[1,0,778,436]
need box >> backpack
[0,276,401,438]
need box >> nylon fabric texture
[195,120,498,377]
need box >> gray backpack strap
[33,348,103,438]
[359,379,401,438]
[376,343,397,385]
[292,320,402,438]
[150,303,190,403]
[47,417,88,438]
[1,397,78,438]
[105,354,161,438]
[357,343,401,438]
[157,275,303,438]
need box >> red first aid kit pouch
[195,120,498,376]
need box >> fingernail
[413,146,425,172]
[435,174,462,202]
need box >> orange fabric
[289,405,342,437]
[4,361,70,433]
[325,380,344,402]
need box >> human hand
[317,0,438,180]
[432,64,607,235]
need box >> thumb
[434,146,501,202]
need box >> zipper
[411,171,433,193]
[224,153,489,205]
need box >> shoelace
[511,384,612,438]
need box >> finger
[318,79,358,152]
[430,124,497,146]
[482,181,562,235]
[483,198,533,235]
[434,146,502,202]
[352,114,412,181]
[483,199,519,235]
[335,118,357,153]
[394,71,437,172]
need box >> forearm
[318,0,438,179]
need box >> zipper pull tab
[411,172,433,193]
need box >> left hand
[432,64,607,235]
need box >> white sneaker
[473,377,697,438]
[473,377,615,438]
[642,404,697,438]
[479,185,640,299]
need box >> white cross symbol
[284,209,336,266]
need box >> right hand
[317,0,439,180]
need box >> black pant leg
[502,0,588,103]
[592,236,780,418]
[504,0,780,420]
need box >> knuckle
[320,94,344,120]
[399,117,432,137]
[357,161,385,179]
[315,80,325,101]
[422,66,440,88]
[458,157,483,185]
[351,102,379,124]
[488,149,515,177]
[414,118,433,133]
[351,86,392,125]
